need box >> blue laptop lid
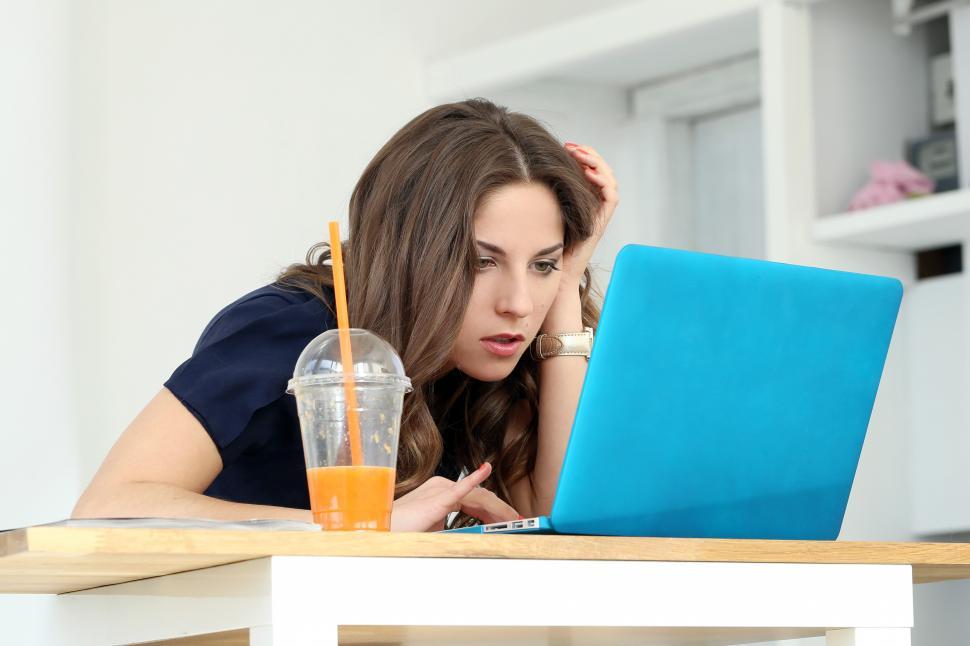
[550,245,903,539]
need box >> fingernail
[477,463,489,471]
[565,141,578,148]
[517,515,525,520]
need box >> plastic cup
[287,328,412,531]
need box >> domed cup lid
[286,328,412,393]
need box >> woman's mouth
[480,334,525,358]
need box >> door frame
[631,54,761,253]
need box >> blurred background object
[848,160,935,211]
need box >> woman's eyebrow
[476,240,564,257]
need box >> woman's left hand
[560,142,619,286]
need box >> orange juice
[305,465,396,530]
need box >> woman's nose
[496,274,534,318]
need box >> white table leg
[826,627,912,645]
[51,558,273,645]
[249,625,273,646]
[249,622,338,646]
[249,626,273,646]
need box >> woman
[72,98,619,532]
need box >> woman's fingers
[567,143,618,193]
[567,145,603,170]
[566,142,608,168]
[584,166,610,187]
[583,168,620,219]
[441,462,521,525]
[390,468,486,532]
[586,167,619,203]
[458,487,520,525]
[446,462,492,506]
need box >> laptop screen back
[550,245,902,539]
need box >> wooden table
[4,527,970,645]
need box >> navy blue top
[164,285,334,509]
[166,283,461,510]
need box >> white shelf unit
[805,0,970,543]
[814,188,970,252]
[811,0,970,256]
[907,272,970,537]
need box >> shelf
[813,188,970,252]
[425,1,759,99]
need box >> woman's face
[449,182,565,382]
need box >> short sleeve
[164,286,334,464]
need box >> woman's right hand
[390,462,520,532]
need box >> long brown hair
[278,98,601,509]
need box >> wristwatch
[531,326,594,361]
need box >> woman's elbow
[70,495,98,519]
[71,485,113,519]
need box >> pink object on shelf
[849,180,906,211]
[849,160,935,211]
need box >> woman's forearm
[71,481,313,523]
[530,284,587,516]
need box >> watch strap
[531,327,594,360]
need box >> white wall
[65,0,607,484]
[0,0,79,529]
[1,0,82,639]
[69,0,432,483]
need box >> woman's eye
[534,260,561,274]
[477,257,497,271]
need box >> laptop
[446,244,903,539]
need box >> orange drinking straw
[328,221,364,467]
